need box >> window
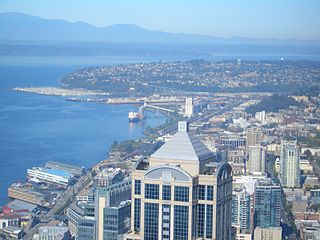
[162,185,171,200]
[144,203,159,240]
[198,185,205,200]
[207,186,214,200]
[134,198,141,231]
[197,204,205,237]
[145,184,159,199]
[206,205,213,238]
[174,186,189,202]
[174,205,189,240]
[192,185,198,200]
[134,180,141,195]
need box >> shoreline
[0,93,170,206]
[13,86,110,96]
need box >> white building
[280,140,300,188]
[255,111,266,122]
[32,225,71,240]
[246,127,262,152]
[27,167,73,187]
[185,97,193,117]
[248,146,266,174]
[253,227,282,240]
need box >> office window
[144,203,159,240]
[174,205,189,240]
[145,184,159,199]
[197,204,205,237]
[192,185,198,200]
[174,186,189,202]
[134,180,141,195]
[134,198,141,231]
[207,186,214,200]
[206,204,213,238]
[198,185,205,200]
[162,185,171,201]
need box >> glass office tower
[125,121,233,240]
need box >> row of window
[134,181,215,202]
[192,204,213,238]
[193,185,214,201]
[134,200,214,240]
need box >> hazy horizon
[0,0,320,40]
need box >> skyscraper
[254,183,281,228]
[185,97,194,117]
[125,121,233,240]
[246,127,262,152]
[280,140,300,188]
[67,202,96,240]
[232,189,251,232]
[95,180,131,240]
[248,146,266,174]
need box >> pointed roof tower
[151,121,214,162]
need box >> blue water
[1,52,319,206]
[0,63,167,205]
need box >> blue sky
[0,0,319,40]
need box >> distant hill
[1,12,320,46]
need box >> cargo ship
[128,111,141,122]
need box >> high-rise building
[95,180,131,240]
[280,140,300,188]
[185,97,194,117]
[255,111,266,122]
[246,127,262,152]
[232,190,251,232]
[254,183,281,228]
[67,203,95,240]
[125,121,233,240]
[248,146,266,174]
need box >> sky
[0,0,319,40]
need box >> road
[159,102,240,136]
[48,171,92,216]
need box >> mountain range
[0,12,319,46]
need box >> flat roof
[7,199,37,212]
[46,161,84,172]
[39,168,72,178]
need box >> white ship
[128,111,141,122]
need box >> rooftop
[46,161,84,173]
[38,167,72,178]
[151,121,214,162]
[7,199,37,212]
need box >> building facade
[246,127,262,152]
[95,180,131,240]
[280,140,300,188]
[67,203,95,240]
[32,225,71,240]
[27,167,73,187]
[125,121,233,240]
[8,184,45,205]
[232,190,251,232]
[254,184,281,228]
[185,97,194,117]
[253,227,282,240]
[248,146,266,174]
